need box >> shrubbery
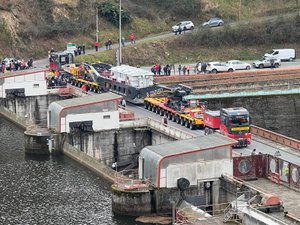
[183,15,300,48]
[98,0,131,26]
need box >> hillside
[0,0,299,60]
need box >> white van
[264,49,296,61]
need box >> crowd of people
[151,63,175,76]
[0,58,33,73]
[150,62,209,76]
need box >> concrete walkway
[248,178,300,219]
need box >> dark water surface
[0,117,152,225]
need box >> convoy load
[63,63,163,104]
[203,107,251,147]
[144,87,205,130]
[49,51,74,72]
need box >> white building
[47,92,122,133]
[0,69,48,98]
[139,134,236,188]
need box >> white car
[172,21,194,33]
[206,62,235,73]
[226,60,251,70]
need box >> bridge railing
[251,125,300,152]
[120,117,195,140]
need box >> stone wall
[205,94,300,139]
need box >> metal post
[96,7,99,43]
[118,0,122,66]
[170,200,175,224]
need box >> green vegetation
[98,0,131,26]
[76,15,300,66]
[0,0,300,60]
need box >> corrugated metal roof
[53,92,122,108]
[145,134,236,157]
[111,65,153,77]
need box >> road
[127,102,300,166]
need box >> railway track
[154,68,300,92]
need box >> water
[0,116,153,225]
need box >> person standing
[108,39,112,50]
[121,37,125,47]
[182,65,186,75]
[121,99,126,108]
[95,41,99,52]
[178,64,182,76]
[186,65,191,75]
[82,44,85,55]
[162,115,168,126]
[130,33,135,44]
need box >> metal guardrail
[120,117,195,140]
[251,125,300,152]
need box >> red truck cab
[204,107,251,147]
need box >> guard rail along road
[251,125,300,152]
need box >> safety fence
[114,169,150,192]
[175,203,229,225]
[233,154,300,189]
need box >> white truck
[264,49,296,61]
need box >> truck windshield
[229,115,249,126]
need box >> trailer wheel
[172,116,176,122]
[144,103,149,109]
[156,108,160,114]
[190,124,195,130]
[176,116,180,124]
[167,113,172,120]
[180,119,185,126]
[152,107,156,112]
[160,110,164,116]
[185,121,190,128]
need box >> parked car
[172,21,194,33]
[2,58,16,69]
[253,57,281,69]
[226,60,251,70]
[206,62,235,73]
[202,17,224,27]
